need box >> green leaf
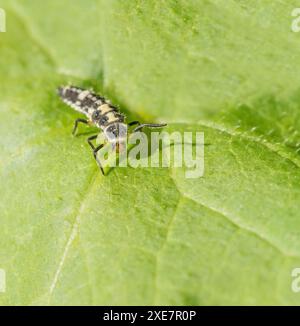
[1,0,300,305]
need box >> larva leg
[132,123,167,133]
[87,135,105,175]
[93,144,105,175]
[72,118,88,136]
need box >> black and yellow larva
[57,85,167,174]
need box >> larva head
[104,123,128,143]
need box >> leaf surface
[1,0,300,305]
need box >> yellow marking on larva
[62,86,70,95]
[78,90,90,100]
[99,103,112,114]
[88,108,95,116]
[106,111,119,123]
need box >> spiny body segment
[58,85,124,129]
[57,85,167,174]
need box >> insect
[57,85,167,174]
